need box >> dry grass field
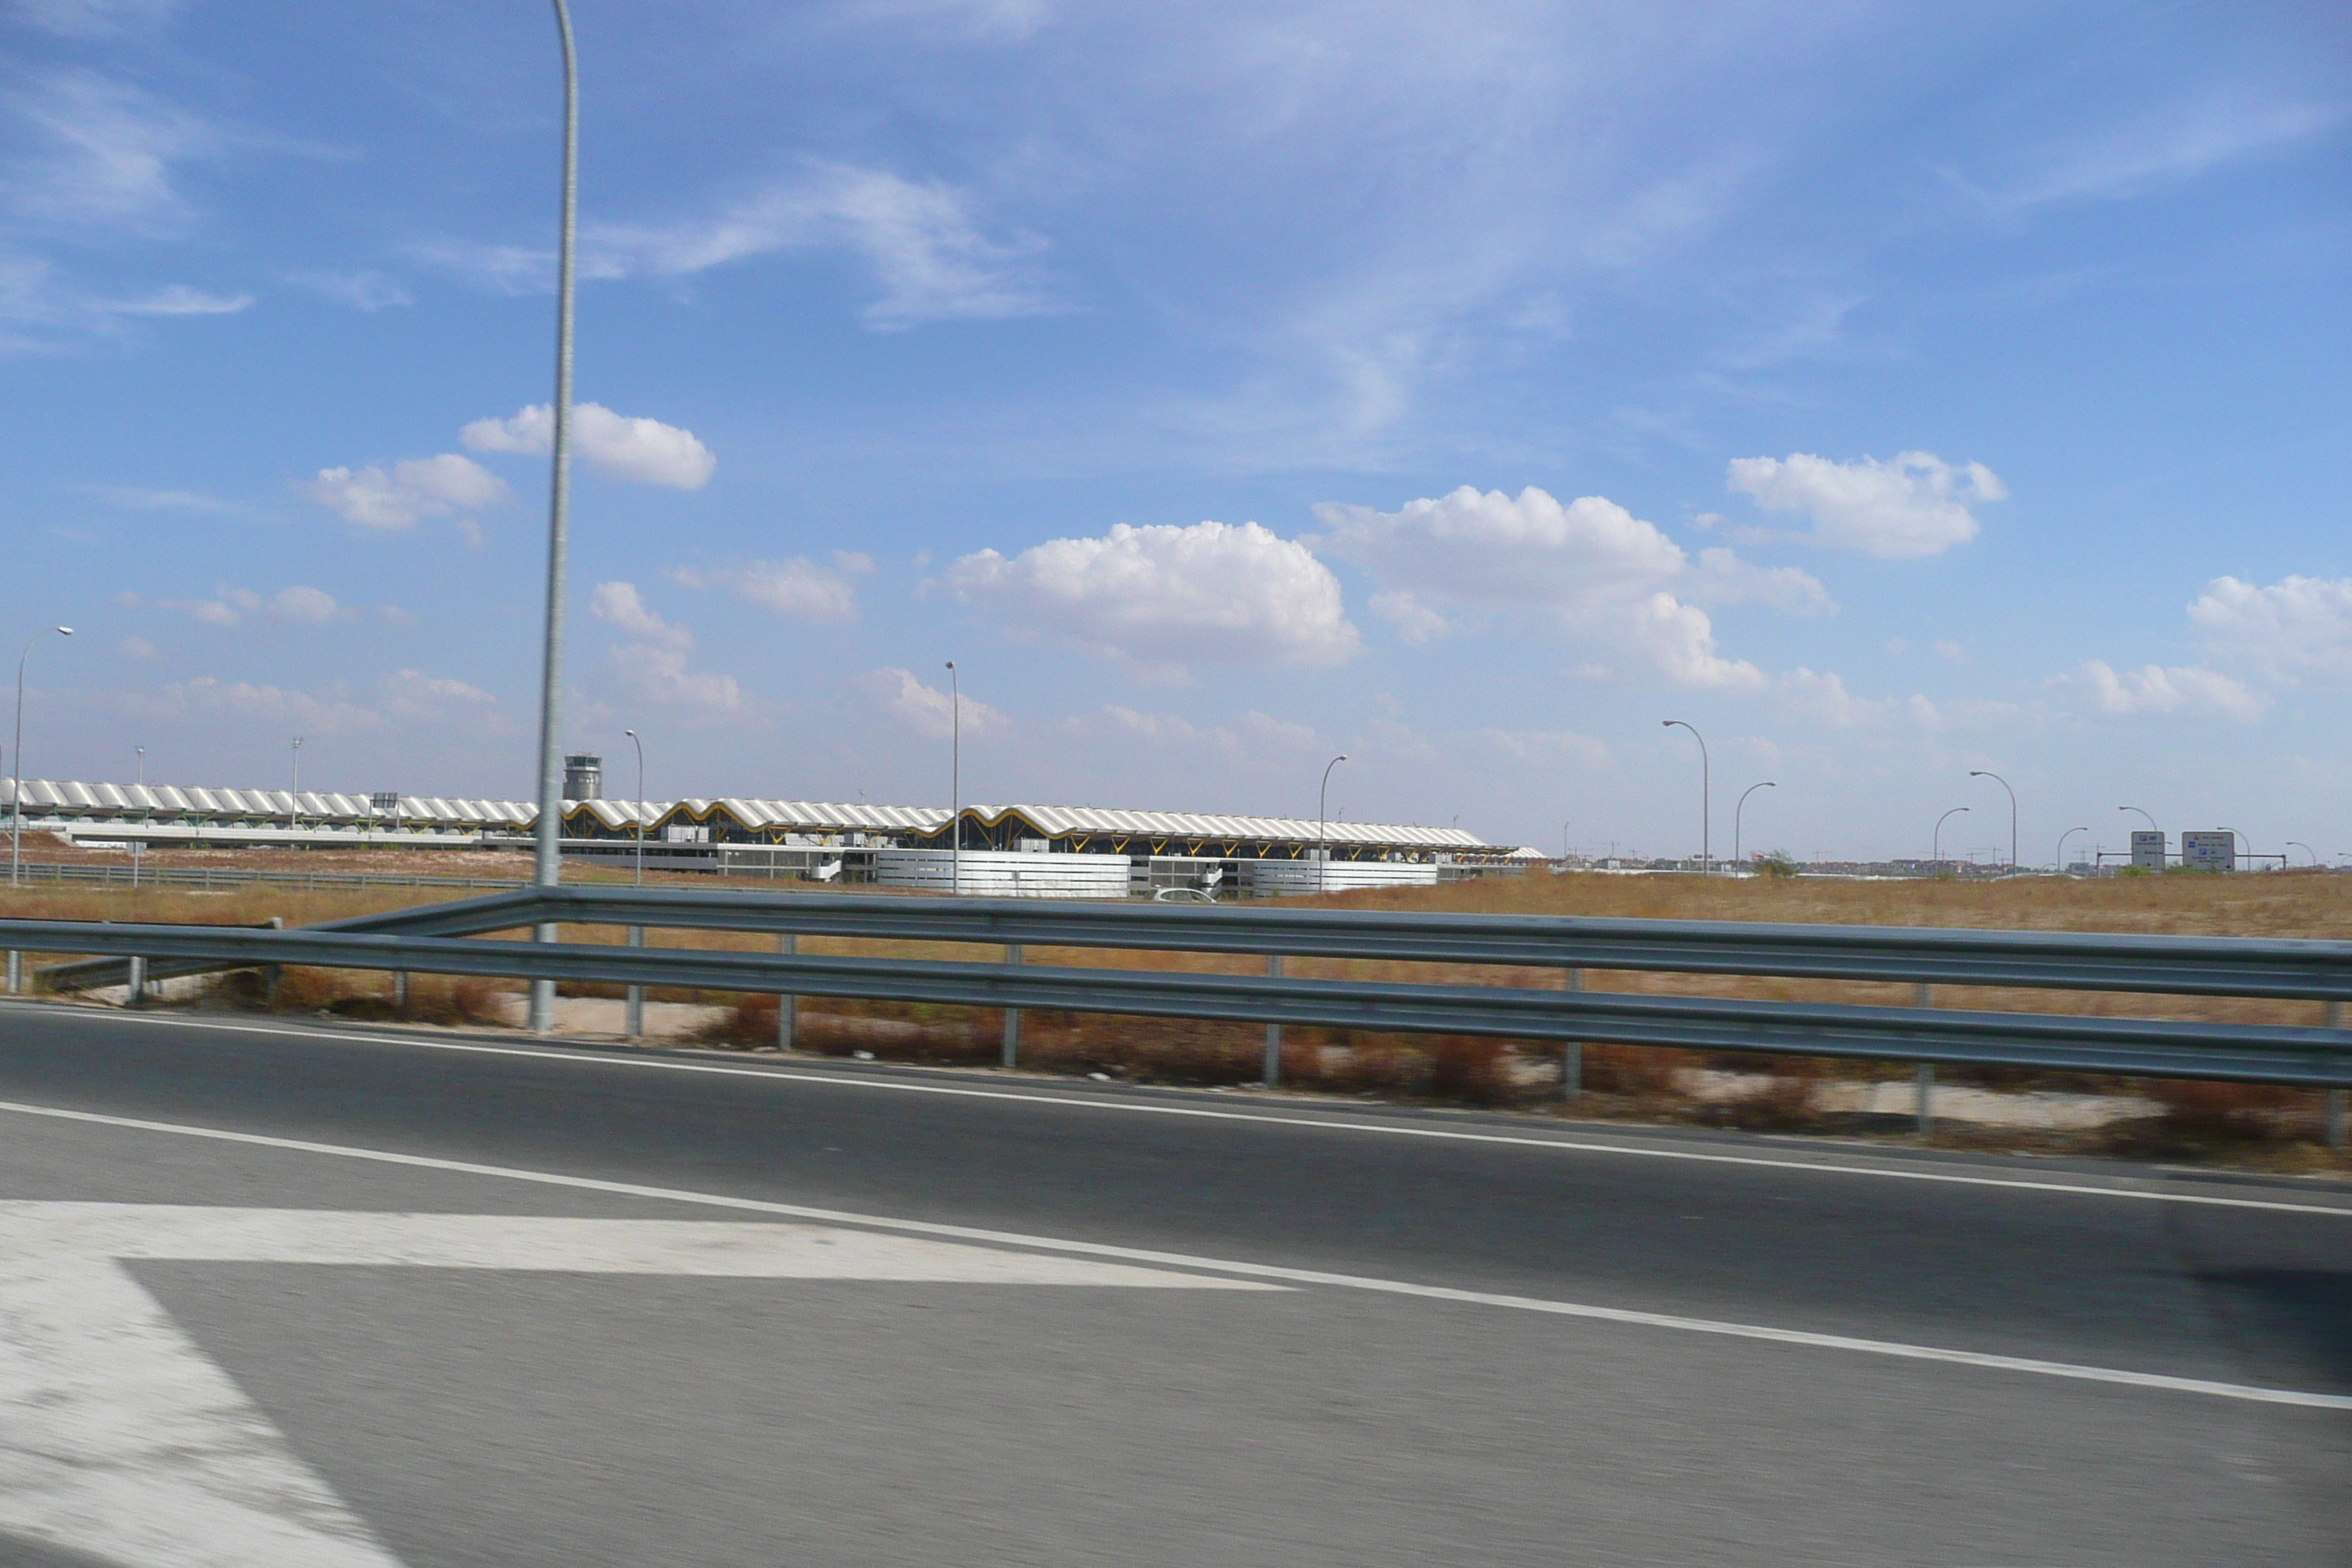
[2,853,2345,1168]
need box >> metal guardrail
[7,861,528,894]
[3,887,2348,1098]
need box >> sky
[0,0,2345,864]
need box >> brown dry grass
[8,862,2346,1165]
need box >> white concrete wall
[1244,861,1440,896]
[873,848,1131,898]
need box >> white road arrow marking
[0,1203,1281,1568]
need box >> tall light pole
[1316,753,1348,892]
[527,0,581,1035]
[945,660,959,897]
[10,625,71,886]
[288,737,302,832]
[2057,826,2089,873]
[1734,780,1775,871]
[2218,826,2248,872]
[1561,819,1571,861]
[135,746,144,788]
[1934,805,1970,870]
[2119,804,2156,832]
[1661,720,1708,872]
[1967,769,2016,871]
[2288,840,2318,867]
[623,728,644,887]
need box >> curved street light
[2287,840,2318,867]
[527,0,582,1035]
[10,625,72,886]
[622,728,645,887]
[1934,806,1970,871]
[1734,780,1776,872]
[2217,826,2250,872]
[1316,754,1349,892]
[2057,825,2089,874]
[1967,769,2016,871]
[1661,720,1709,873]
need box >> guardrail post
[263,915,284,1006]
[126,955,146,1009]
[1561,967,1583,1098]
[2329,1000,2345,1151]
[625,927,644,1040]
[392,970,408,1013]
[1003,943,1022,1068]
[777,933,796,1052]
[5,951,18,996]
[1264,954,1283,1085]
[1914,982,1934,1135]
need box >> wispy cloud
[287,269,411,311]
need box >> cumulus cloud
[1312,485,1820,689]
[2187,574,2352,685]
[589,581,740,715]
[148,676,377,734]
[298,453,506,531]
[1725,451,2005,558]
[288,268,411,311]
[2052,660,2269,723]
[462,402,715,490]
[949,519,1360,676]
[380,668,494,723]
[670,553,867,623]
[857,667,1006,739]
[122,584,346,627]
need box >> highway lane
[0,999,2345,1564]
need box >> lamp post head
[624,728,636,738]
[53,627,71,637]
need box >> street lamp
[2288,840,2318,867]
[945,660,960,897]
[288,737,302,832]
[135,746,144,788]
[2057,826,2089,874]
[527,0,582,1036]
[622,728,645,887]
[1561,819,1572,861]
[10,625,71,887]
[1734,780,1775,872]
[1967,769,2016,872]
[2217,826,2249,872]
[1316,754,1348,892]
[1934,806,1970,870]
[1661,720,1709,873]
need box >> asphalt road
[0,999,2345,1567]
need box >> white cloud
[1312,485,1820,688]
[380,668,494,723]
[2053,660,2269,723]
[2016,96,2343,208]
[1725,452,2005,558]
[101,283,251,316]
[589,582,740,715]
[1368,591,1448,647]
[462,402,715,490]
[671,554,867,624]
[2187,574,2352,685]
[268,585,338,625]
[131,583,344,627]
[118,635,155,659]
[287,269,410,311]
[298,453,507,531]
[949,519,1360,676]
[453,162,1060,330]
[1,67,213,234]
[7,1,181,39]
[857,666,1005,740]
[148,676,377,734]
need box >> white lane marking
[4,1100,2346,1413]
[26,1004,2352,1218]
[0,1202,1275,1568]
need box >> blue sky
[1,0,2345,862]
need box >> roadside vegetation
[2,847,2345,1172]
